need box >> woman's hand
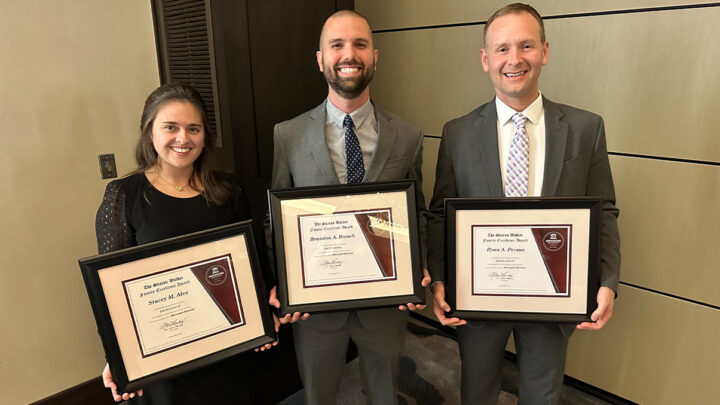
[102,363,143,402]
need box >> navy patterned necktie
[344,114,365,184]
[505,113,529,197]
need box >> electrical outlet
[98,153,117,179]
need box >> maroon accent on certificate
[530,227,570,294]
[355,211,395,278]
[189,257,243,324]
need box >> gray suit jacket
[270,100,426,331]
[426,97,620,292]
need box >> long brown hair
[134,83,231,205]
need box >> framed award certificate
[79,221,275,392]
[269,181,425,314]
[445,197,601,322]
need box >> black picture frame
[445,197,601,322]
[79,221,275,393]
[269,181,425,315]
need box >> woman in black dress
[96,83,269,404]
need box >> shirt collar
[326,98,374,129]
[495,92,544,126]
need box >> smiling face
[151,100,205,173]
[317,13,378,102]
[481,11,548,111]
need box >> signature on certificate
[160,316,189,332]
[488,271,515,281]
[321,258,344,268]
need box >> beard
[322,58,375,99]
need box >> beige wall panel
[541,8,720,162]
[372,7,720,162]
[566,285,719,404]
[358,0,505,30]
[610,156,719,306]
[366,2,719,403]
[372,26,492,137]
[357,0,711,31]
[0,1,159,403]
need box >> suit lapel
[474,101,504,197]
[364,107,397,182]
[541,98,568,196]
[307,102,340,184]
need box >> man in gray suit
[426,4,620,404]
[268,10,429,405]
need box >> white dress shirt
[496,94,546,197]
[325,99,378,184]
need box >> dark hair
[134,82,231,205]
[484,3,545,46]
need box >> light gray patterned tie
[505,113,529,197]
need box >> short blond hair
[484,3,545,46]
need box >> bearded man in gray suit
[267,10,430,405]
[426,4,620,404]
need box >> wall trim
[609,151,719,167]
[620,281,719,310]
[374,2,720,33]
[30,376,114,405]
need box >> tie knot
[343,114,354,129]
[511,113,526,128]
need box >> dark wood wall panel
[246,0,337,180]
